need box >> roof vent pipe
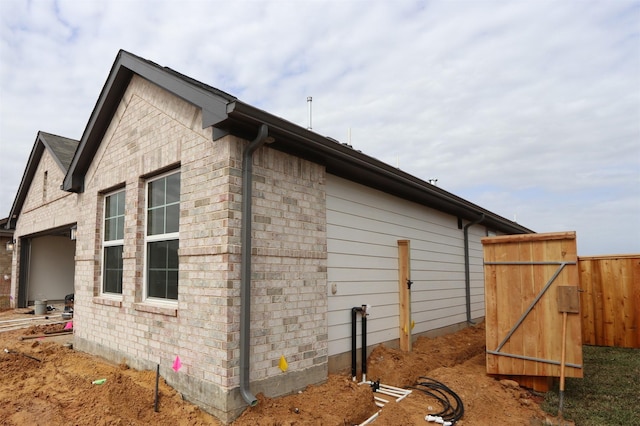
[240,123,272,407]
[463,214,485,325]
[307,96,312,130]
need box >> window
[103,190,125,294]
[146,171,180,300]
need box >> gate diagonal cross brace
[483,261,577,353]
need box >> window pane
[147,240,178,299]
[105,218,117,241]
[148,241,167,269]
[147,207,165,236]
[103,246,123,294]
[166,173,180,204]
[116,191,125,215]
[105,191,125,241]
[167,271,178,299]
[106,196,118,217]
[167,239,179,268]
[148,179,165,208]
[165,204,179,233]
[105,245,123,269]
[116,216,125,240]
[148,270,166,298]
[104,270,122,293]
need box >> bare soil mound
[0,310,558,425]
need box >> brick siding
[71,75,328,421]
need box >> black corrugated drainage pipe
[463,214,485,325]
[240,124,273,406]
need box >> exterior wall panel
[327,175,486,357]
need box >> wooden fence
[579,254,640,348]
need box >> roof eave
[62,50,233,193]
[5,134,46,229]
[218,101,532,235]
[59,50,532,236]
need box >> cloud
[0,0,638,255]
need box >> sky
[0,0,638,256]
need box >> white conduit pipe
[376,390,404,398]
[395,392,411,403]
[357,382,412,423]
[374,396,389,407]
[358,410,380,426]
[376,387,405,396]
[360,380,412,403]
[378,383,410,393]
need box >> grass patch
[543,345,640,425]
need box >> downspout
[240,124,272,406]
[463,214,485,325]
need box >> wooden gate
[482,232,583,386]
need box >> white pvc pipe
[379,383,410,393]
[395,392,411,403]
[375,389,405,399]
[376,387,406,396]
[359,411,380,426]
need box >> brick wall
[72,75,328,422]
[0,236,12,309]
[14,149,78,236]
[238,148,328,383]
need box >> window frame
[101,189,126,296]
[143,170,181,303]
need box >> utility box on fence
[482,232,583,390]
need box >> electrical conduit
[240,124,273,406]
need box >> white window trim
[142,170,180,305]
[100,189,125,298]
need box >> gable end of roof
[62,50,236,193]
[6,131,79,229]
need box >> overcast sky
[1,0,638,255]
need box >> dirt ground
[0,308,565,425]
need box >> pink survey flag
[64,321,73,330]
[172,355,182,372]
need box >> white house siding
[326,175,487,358]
